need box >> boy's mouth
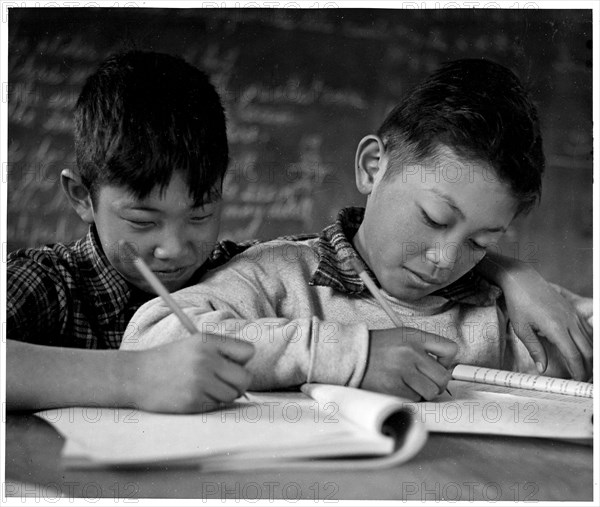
[152,266,192,278]
[404,267,446,287]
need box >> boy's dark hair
[378,58,545,214]
[74,50,228,206]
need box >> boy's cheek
[441,255,478,287]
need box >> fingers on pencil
[396,383,424,402]
[407,374,443,401]
[207,375,248,403]
[415,360,453,398]
[212,336,255,365]
[213,356,253,398]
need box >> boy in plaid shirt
[7,51,254,412]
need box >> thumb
[550,284,593,320]
[576,299,594,322]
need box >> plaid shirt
[7,226,260,349]
[309,207,502,306]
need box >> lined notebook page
[452,365,593,398]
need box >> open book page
[403,379,593,441]
[303,384,416,433]
[36,387,426,470]
[300,384,428,469]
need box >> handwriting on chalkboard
[7,9,593,299]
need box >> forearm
[476,251,527,288]
[6,340,140,411]
[481,251,593,380]
[245,317,369,389]
[124,299,370,389]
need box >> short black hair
[74,50,228,206]
[377,58,545,214]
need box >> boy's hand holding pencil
[361,328,456,401]
[129,336,254,413]
[120,241,254,412]
[349,257,456,401]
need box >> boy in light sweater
[122,59,592,401]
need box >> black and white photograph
[1,2,597,504]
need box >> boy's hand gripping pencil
[119,240,249,399]
[349,257,452,397]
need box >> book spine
[452,365,593,398]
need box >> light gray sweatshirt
[121,238,535,390]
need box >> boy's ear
[355,135,385,195]
[60,168,95,224]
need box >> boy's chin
[380,273,441,302]
[150,277,191,293]
[384,277,456,302]
[122,271,191,295]
[383,284,432,302]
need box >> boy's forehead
[388,146,500,189]
[97,182,219,210]
[393,144,489,173]
[384,145,518,222]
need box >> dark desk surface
[5,413,594,502]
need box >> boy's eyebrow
[123,203,215,212]
[426,188,507,233]
[427,188,465,219]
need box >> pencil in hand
[349,256,452,397]
[119,240,250,399]
[119,241,198,335]
[349,257,403,327]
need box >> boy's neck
[350,225,370,271]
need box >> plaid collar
[309,207,502,306]
[71,226,155,325]
[72,227,263,327]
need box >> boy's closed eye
[469,230,504,252]
[420,208,496,252]
[469,239,488,251]
[121,211,214,229]
[189,213,214,223]
[127,220,155,229]
[121,212,157,228]
[420,208,448,229]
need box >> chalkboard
[6,8,593,295]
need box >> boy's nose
[153,229,191,261]
[424,243,459,271]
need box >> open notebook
[36,384,427,471]
[37,366,593,470]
